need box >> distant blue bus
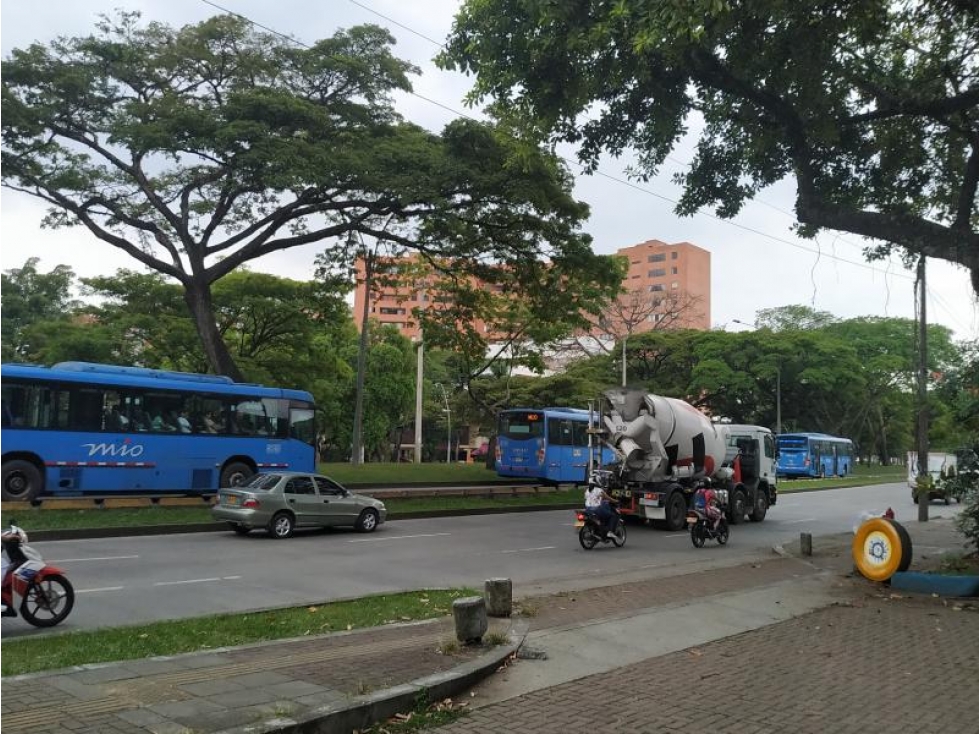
[1,361,317,501]
[495,407,613,484]
[776,432,854,478]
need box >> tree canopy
[2,11,622,378]
[440,0,979,289]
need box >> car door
[282,475,324,526]
[314,476,359,527]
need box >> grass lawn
[779,463,906,493]
[0,588,477,677]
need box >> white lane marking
[348,532,451,543]
[77,586,125,594]
[780,518,818,525]
[499,546,556,554]
[154,576,240,587]
[664,534,688,538]
[50,555,140,563]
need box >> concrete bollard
[484,578,512,618]
[452,596,488,644]
[800,532,813,556]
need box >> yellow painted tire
[852,518,912,582]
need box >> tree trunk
[184,280,244,381]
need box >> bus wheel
[220,462,253,488]
[2,460,43,502]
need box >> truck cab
[722,425,777,523]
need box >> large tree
[2,12,621,379]
[1,257,79,360]
[440,0,979,288]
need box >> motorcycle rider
[584,477,618,538]
[694,480,722,532]
[1,524,28,617]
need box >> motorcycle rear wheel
[690,523,706,548]
[21,574,74,628]
[610,522,627,547]
[579,525,598,550]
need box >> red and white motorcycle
[1,523,75,627]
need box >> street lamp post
[435,382,451,464]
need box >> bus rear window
[499,412,545,440]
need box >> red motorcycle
[2,524,75,627]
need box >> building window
[648,253,666,263]
[671,251,678,260]
[671,281,679,290]
[671,266,678,275]
[648,284,664,292]
[649,268,666,277]
[380,307,406,316]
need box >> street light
[732,319,781,434]
[434,382,451,464]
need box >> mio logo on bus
[82,438,145,458]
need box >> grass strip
[1,588,477,677]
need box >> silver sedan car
[212,471,387,539]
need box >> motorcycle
[574,503,627,550]
[687,508,729,548]
[1,523,75,627]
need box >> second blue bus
[495,407,613,484]
[776,432,854,478]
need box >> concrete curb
[215,620,529,734]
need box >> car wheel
[268,512,294,539]
[356,508,379,533]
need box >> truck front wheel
[728,489,747,525]
[748,490,769,522]
[665,491,688,531]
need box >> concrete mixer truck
[589,388,777,531]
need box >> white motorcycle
[2,523,75,627]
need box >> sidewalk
[2,518,974,734]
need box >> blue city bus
[776,432,855,478]
[495,407,614,484]
[1,361,317,501]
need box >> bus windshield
[499,411,546,440]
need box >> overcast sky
[2,0,977,342]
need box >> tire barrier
[852,517,913,582]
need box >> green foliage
[3,11,622,379]
[950,451,979,553]
[440,1,979,287]
[1,258,80,360]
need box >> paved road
[1,482,959,637]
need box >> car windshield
[243,473,281,491]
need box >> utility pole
[621,337,627,387]
[351,238,372,466]
[916,255,929,522]
[414,334,424,464]
[776,365,782,435]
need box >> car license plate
[574,520,584,528]
[225,494,238,506]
